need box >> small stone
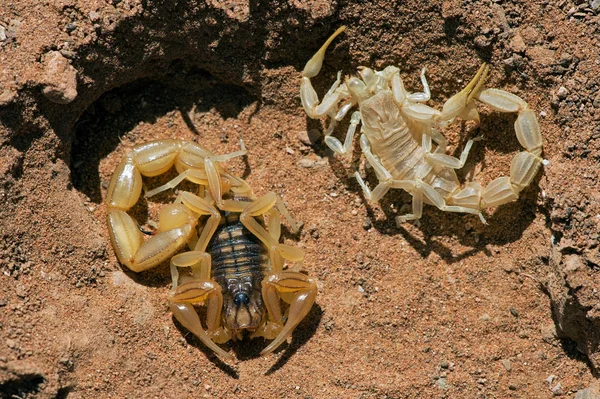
[518,330,529,339]
[297,129,321,146]
[357,285,365,293]
[436,377,447,389]
[440,361,449,369]
[297,158,315,168]
[479,313,491,321]
[285,147,295,155]
[15,285,26,298]
[501,359,512,371]
[552,383,563,396]
[556,86,568,100]
[6,339,16,349]
[509,307,519,317]
[0,25,6,41]
[509,34,527,54]
[65,23,77,33]
[362,217,372,230]
[6,19,20,40]
[89,11,100,22]
[508,383,518,391]
[41,51,78,104]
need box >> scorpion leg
[257,271,317,356]
[324,111,361,155]
[168,251,233,359]
[397,179,485,224]
[174,192,221,253]
[144,168,209,198]
[407,67,431,102]
[238,192,304,267]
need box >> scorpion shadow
[170,303,323,375]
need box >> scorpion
[300,27,543,224]
[105,139,317,360]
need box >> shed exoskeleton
[301,27,544,224]
[105,139,316,360]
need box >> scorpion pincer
[105,139,317,360]
[300,27,544,224]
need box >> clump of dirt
[1,0,599,398]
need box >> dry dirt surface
[1,1,599,398]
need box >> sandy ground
[1,1,599,398]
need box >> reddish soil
[1,1,599,398]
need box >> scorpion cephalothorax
[300,27,544,224]
[105,139,316,360]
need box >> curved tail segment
[448,88,544,216]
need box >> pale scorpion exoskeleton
[105,139,317,360]
[301,27,544,224]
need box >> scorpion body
[105,139,317,360]
[208,196,268,334]
[301,27,544,224]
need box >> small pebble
[0,25,5,41]
[556,86,568,100]
[65,23,77,33]
[89,11,100,21]
[501,359,512,371]
[297,158,315,168]
[552,383,563,396]
[41,51,78,104]
[297,129,321,146]
[436,377,447,389]
[509,307,519,317]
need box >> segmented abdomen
[207,211,267,291]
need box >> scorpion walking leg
[174,192,221,252]
[397,179,485,224]
[324,111,361,155]
[168,251,233,360]
[423,131,483,170]
[258,271,317,356]
[239,192,304,266]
